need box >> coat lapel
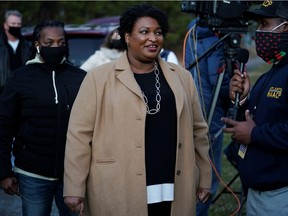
[115,53,143,100]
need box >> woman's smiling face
[125,16,163,62]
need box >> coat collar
[115,52,143,99]
[115,52,184,116]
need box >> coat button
[178,143,182,148]
[177,170,181,176]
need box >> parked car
[22,26,109,67]
[65,28,108,67]
[83,16,120,33]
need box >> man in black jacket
[0,10,30,93]
[0,20,86,216]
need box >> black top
[0,62,86,180]
[134,66,177,186]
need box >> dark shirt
[7,42,22,71]
[134,66,177,186]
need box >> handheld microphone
[234,49,249,107]
[226,49,249,122]
[236,49,249,159]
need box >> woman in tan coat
[63,4,211,216]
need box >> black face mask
[109,39,124,50]
[40,46,67,66]
[255,31,288,64]
[8,26,22,38]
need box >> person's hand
[1,177,20,196]
[222,110,256,144]
[230,69,250,101]
[196,188,211,203]
[64,196,84,216]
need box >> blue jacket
[185,19,230,135]
[238,60,288,191]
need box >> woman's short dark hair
[28,20,70,61]
[119,4,169,50]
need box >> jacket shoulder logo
[267,87,282,98]
[263,0,273,7]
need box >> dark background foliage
[0,1,195,55]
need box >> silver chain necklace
[141,63,161,115]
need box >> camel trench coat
[64,52,211,216]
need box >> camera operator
[184,18,231,216]
[222,1,288,215]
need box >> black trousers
[148,201,172,216]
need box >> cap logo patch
[263,0,273,7]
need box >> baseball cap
[243,1,288,20]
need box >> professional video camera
[181,0,251,33]
[182,0,252,73]
[182,0,255,129]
